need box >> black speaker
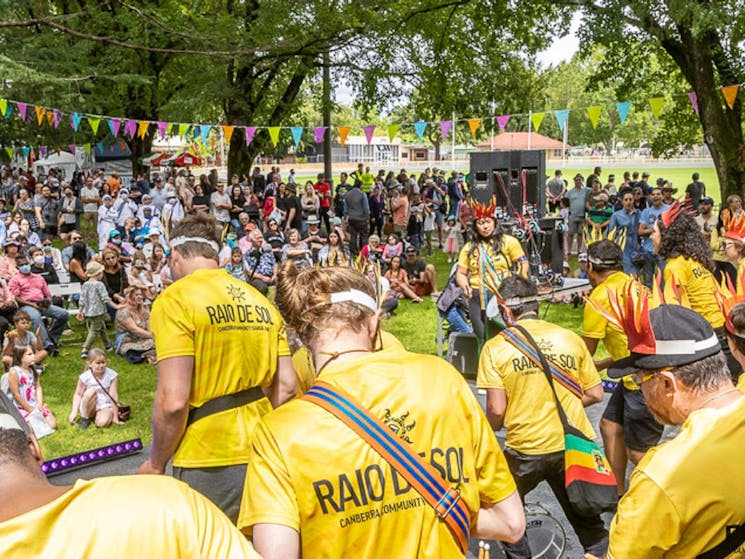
[446,333,480,378]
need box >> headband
[329,289,378,312]
[169,236,219,253]
[587,255,621,267]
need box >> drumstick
[478,541,485,559]
[484,543,491,559]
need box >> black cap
[607,305,721,378]
[405,245,417,254]
[701,196,714,205]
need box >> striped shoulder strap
[499,327,584,399]
[303,381,470,553]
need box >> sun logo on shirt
[538,339,554,353]
[226,284,246,303]
[383,409,416,444]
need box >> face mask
[33,255,44,266]
[112,238,121,245]
[19,264,31,275]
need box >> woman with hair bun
[239,264,525,559]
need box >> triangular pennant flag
[178,123,189,138]
[616,102,631,124]
[22,147,30,158]
[314,126,327,143]
[52,110,62,128]
[268,126,281,147]
[123,119,137,139]
[688,92,699,115]
[721,85,739,110]
[530,112,545,133]
[16,102,27,121]
[363,125,376,145]
[0,100,7,118]
[440,120,453,141]
[167,123,176,135]
[35,106,44,126]
[222,125,235,144]
[45,111,54,126]
[107,118,121,137]
[586,106,602,129]
[290,126,303,146]
[648,97,665,119]
[68,145,76,154]
[200,125,212,144]
[70,113,82,132]
[157,121,169,137]
[467,118,481,137]
[39,146,47,158]
[137,120,150,139]
[496,114,511,131]
[5,147,13,158]
[554,109,570,132]
[338,126,351,147]
[83,144,91,156]
[88,117,101,135]
[413,120,427,140]
[245,126,257,146]
[387,124,399,142]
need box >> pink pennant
[363,125,376,145]
[52,110,62,128]
[16,102,27,121]
[124,119,137,139]
[109,118,121,137]
[157,121,169,136]
[39,146,47,158]
[687,92,699,115]
[496,114,511,131]
[245,126,258,146]
[440,120,453,140]
[314,126,327,143]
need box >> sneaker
[105,344,114,352]
[80,349,88,359]
[77,417,91,430]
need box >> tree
[574,0,744,199]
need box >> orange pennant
[35,105,44,126]
[721,85,739,110]
[46,111,54,126]
[222,125,235,144]
[467,118,482,137]
[338,126,351,147]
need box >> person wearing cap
[403,245,438,297]
[660,181,677,205]
[685,171,706,212]
[605,304,745,558]
[638,171,651,194]
[573,252,589,280]
[566,174,588,256]
[695,196,718,244]
[137,213,296,523]
[240,263,525,558]
[77,260,120,359]
[582,240,664,495]
[0,392,261,558]
[478,275,607,559]
[637,186,669,287]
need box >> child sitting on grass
[68,348,122,430]
[2,311,47,370]
[2,344,56,437]
[77,260,121,359]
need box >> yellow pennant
[468,118,482,137]
[46,110,54,126]
[648,97,665,119]
[137,120,150,139]
[88,117,101,135]
[721,85,739,110]
[268,126,280,147]
[338,126,351,147]
[222,125,235,144]
[35,105,44,126]
[530,112,545,133]
[586,106,602,129]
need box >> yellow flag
[268,126,280,147]
[88,117,101,135]
[178,124,189,138]
[222,125,235,144]
[35,105,44,126]
[721,85,739,110]
[586,106,602,129]
[530,112,545,133]
[387,124,399,143]
[46,110,54,126]
[648,97,665,119]
[137,120,150,139]
[467,118,482,137]
[338,126,351,147]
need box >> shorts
[414,282,433,297]
[602,383,663,452]
[568,218,585,235]
[172,463,247,524]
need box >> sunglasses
[631,366,675,389]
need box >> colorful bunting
[648,97,665,119]
[0,100,6,118]
[616,102,631,124]
[268,126,280,147]
[413,120,427,140]
[137,120,150,139]
[245,126,257,146]
[586,106,602,129]
[70,113,82,132]
[87,117,101,135]
[290,126,303,146]
[16,102,27,121]
[52,110,62,128]
[387,124,399,142]
[721,85,739,110]
[338,126,351,147]
[35,106,44,126]
[440,120,453,141]
[688,92,699,115]
[363,125,376,145]
[108,118,121,137]
[178,123,189,138]
[157,121,169,137]
[314,126,327,143]
[45,111,54,126]
[530,112,545,133]
[496,114,511,131]
[467,118,481,137]
[554,109,570,132]
[222,125,235,144]
[200,125,212,144]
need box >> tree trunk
[130,128,155,177]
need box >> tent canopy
[167,152,202,167]
[34,151,78,179]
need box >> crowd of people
[1,159,744,558]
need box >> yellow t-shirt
[664,255,724,329]
[2,476,259,558]
[238,346,517,558]
[150,268,290,467]
[457,235,525,288]
[477,319,601,454]
[738,373,745,394]
[608,397,745,559]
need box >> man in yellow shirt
[581,240,663,495]
[0,392,258,558]
[606,305,745,558]
[478,276,607,559]
[137,213,296,523]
